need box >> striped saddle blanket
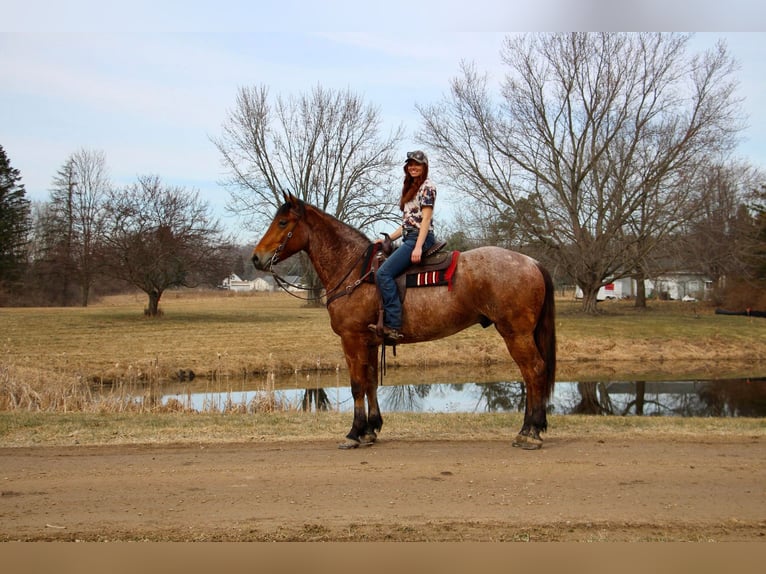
[363,242,460,294]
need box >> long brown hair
[399,161,429,211]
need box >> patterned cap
[405,150,428,165]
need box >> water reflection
[302,388,332,411]
[557,380,766,417]
[161,375,766,417]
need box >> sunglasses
[406,150,428,164]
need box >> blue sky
[3,2,766,242]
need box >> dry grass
[1,410,763,448]
[1,290,339,383]
[1,288,765,416]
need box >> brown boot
[368,324,404,340]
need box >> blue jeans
[376,230,435,330]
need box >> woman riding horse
[252,194,556,450]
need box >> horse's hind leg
[497,330,549,450]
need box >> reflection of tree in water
[571,382,614,415]
[382,384,432,411]
[476,382,526,412]
[698,379,766,417]
[381,382,527,412]
[568,378,766,417]
[301,388,332,411]
[294,377,766,416]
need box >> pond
[158,369,766,417]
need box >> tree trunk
[572,382,602,414]
[146,288,162,317]
[308,265,324,308]
[634,381,646,415]
[634,273,647,309]
[580,285,600,314]
[80,273,91,307]
[308,288,324,307]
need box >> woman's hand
[411,245,423,263]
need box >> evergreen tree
[0,145,31,286]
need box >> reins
[267,208,375,306]
[269,249,373,305]
[263,200,399,388]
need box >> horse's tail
[534,262,556,402]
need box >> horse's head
[252,193,307,271]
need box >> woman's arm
[376,224,403,244]
[411,206,433,263]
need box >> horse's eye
[278,219,288,228]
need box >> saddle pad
[404,251,460,291]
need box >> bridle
[265,204,374,306]
[266,203,392,380]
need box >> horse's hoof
[521,439,543,450]
[359,433,377,445]
[512,434,543,450]
[338,438,360,450]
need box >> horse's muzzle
[251,250,271,270]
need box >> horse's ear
[287,193,305,212]
[282,191,290,205]
[292,194,305,215]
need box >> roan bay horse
[252,194,556,450]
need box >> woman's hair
[399,161,429,211]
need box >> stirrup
[368,324,404,340]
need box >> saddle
[365,237,460,350]
[370,234,459,302]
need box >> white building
[647,272,712,301]
[220,273,255,292]
[575,272,712,301]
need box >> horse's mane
[285,198,372,248]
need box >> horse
[252,194,556,450]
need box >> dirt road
[1,435,764,541]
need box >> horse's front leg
[361,343,382,444]
[338,337,380,450]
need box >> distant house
[220,273,255,292]
[575,272,712,301]
[251,277,272,292]
[219,273,307,293]
[575,277,634,301]
[646,272,712,301]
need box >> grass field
[2,409,764,448]
[1,288,765,414]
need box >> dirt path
[1,435,764,541]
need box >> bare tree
[213,84,404,302]
[752,184,766,285]
[45,149,110,306]
[417,33,744,313]
[677,162,766,305]
[101,175,233,316]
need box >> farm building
[220,273,251,292]
[219,273,307,293]
[220,273,272,292]
[575,272,712,301]
[646,272,713,301]
[574,277,635,301]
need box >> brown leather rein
[266,210,375,307]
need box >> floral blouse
[402,179,436,232]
